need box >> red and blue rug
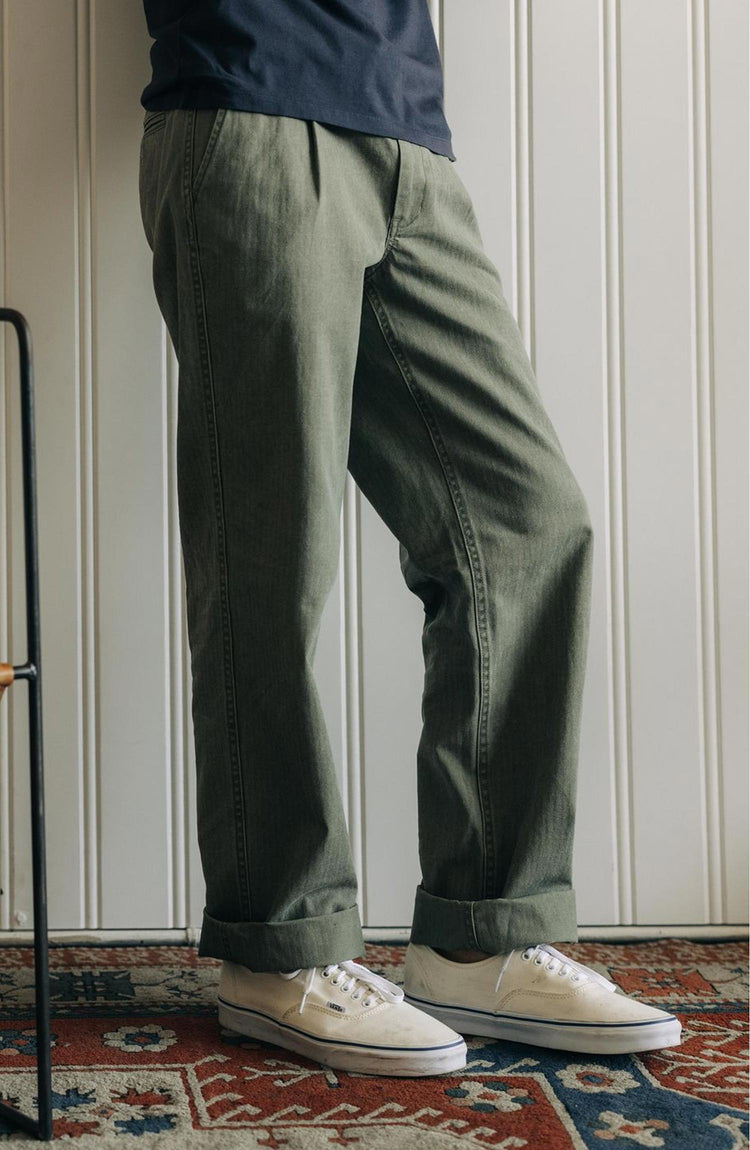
[0,938,747,1146]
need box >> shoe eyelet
[521,952,531,961]
[534,957,544,965]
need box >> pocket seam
[191,108,229,203]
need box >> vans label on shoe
[217,956,467,1076]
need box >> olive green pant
[138,106,594,972]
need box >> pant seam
[364,140,429,285]
[395,141,428,233]
[364,211,401,282]
[363,280,496,901]
[182,113,253,922]
[220,920,232,961]
[364,141,403,283]
[406,143,429,230]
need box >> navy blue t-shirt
[140,1,455,161]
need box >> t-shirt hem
[141,88,457,162]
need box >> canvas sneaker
[403,941,682,1055]
[218,956,468,1076]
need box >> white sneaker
[218,956,467,1076]
[403,941,683,1055]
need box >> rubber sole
[403,993,683,1055]
[218,998,468,1076]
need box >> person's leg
[138,107,400,972]
[347,140,594,955]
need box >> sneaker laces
[279,959,405,1014]
[493,942,618,995]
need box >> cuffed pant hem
[197,904,367,972]
[410,881,578,953]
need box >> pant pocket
[190,108,228,202]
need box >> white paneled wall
[0,0,746,941]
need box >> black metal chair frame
[0,308,53,1140]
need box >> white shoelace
[493,942,618,995]
[279,959,405,1015]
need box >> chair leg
[0,308,52,1141]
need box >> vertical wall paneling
[165,330,188,929]
[0,0,9,931]
[688,0,723,922]
[601,0,635,924]
[620,0,707,922]
[94,0,172,928]
[0,0,746,939]
[514,0,533,357]
[529,0,618,925]
[707,0,749,922]
[441,1,515,296]
[4,0,83,931]
[359,513,424,928]
[76,0,97,932]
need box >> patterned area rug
[0,939,747,1147]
